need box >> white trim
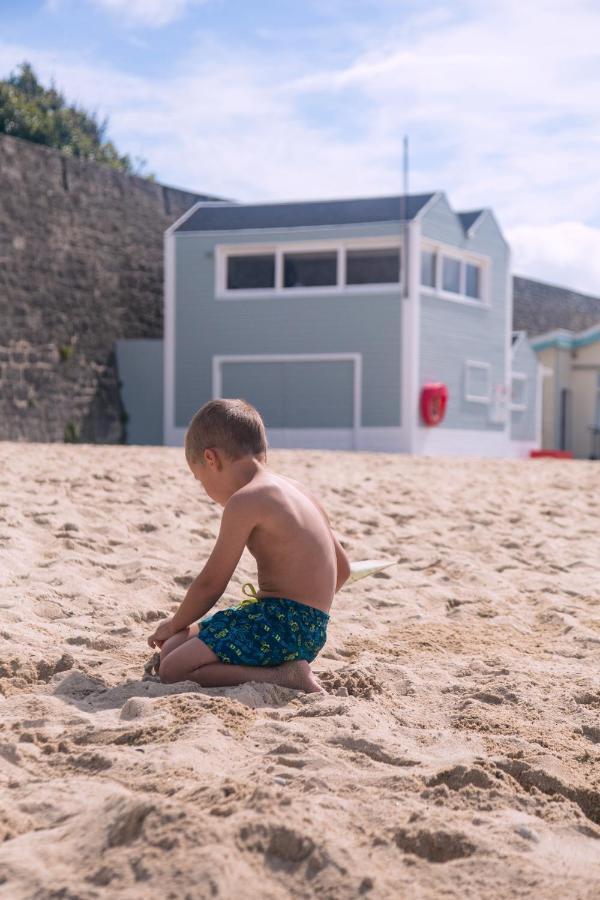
[503,244,513,435]
[404,218,421,451]
[510,439,539,459]
[510,371,527,411]
[415,425,512,457]
[163,230,175,446]
[414,191,444,220]
[164,425,410,452]
[212,352,363,450]
[464,360,492,404]
[165,199,233,237]
[461,209,487,237]
[534,364,551,449]
[215,236,403,299]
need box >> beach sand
[1,443,599,899]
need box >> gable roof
[175,193,437,233]
[457,210,485,233]
[513,275,600,337]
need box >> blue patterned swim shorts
[198,589,329,667]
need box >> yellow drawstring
[238,582,261,607]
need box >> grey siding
[221,360,354,428]
[174,222,403,430]
[420,199,509,431]
[510,335,539,442]
[116,339,163,444]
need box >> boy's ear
[204,448,223,470]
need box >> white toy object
[346,559,396,585]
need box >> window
[465,263,481,299]
[346,247,400,285]
[420,243,487,304]
[464,361,491,403]
[420,249,436,288]
[283,251,337,288]
[227,254,275,290]
[511,373,527,411]
[442,256,461,294]
[217,240,404,296]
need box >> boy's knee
[158,657,180,685]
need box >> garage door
[218,357,356,430]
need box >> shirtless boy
[148,399,351,693]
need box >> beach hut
[530,324,600,459]
[119,192,542,455]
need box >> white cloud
[91,0,206,27]
[507,222,600,297]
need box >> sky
[2,0,600,295]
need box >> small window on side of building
[464,361,491,403]
[420,249,436,288]
[226,254,275,290]
[442,256,461,294]
[346,247,400,285]
[283,251,338,288]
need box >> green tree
[0,62,150,176]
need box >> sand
[0,443,599,899]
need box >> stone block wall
[0,133,217,442]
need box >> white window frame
[510,372,527,411]
[420,239,490,308]
[464,360,492,404]
[215,236,403,299]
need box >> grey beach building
[119,192,541,455]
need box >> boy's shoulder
[226,471,319,513]
[229,470,330,526]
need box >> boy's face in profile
[188,449,225,504]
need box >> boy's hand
[147,616,176,649]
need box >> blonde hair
[185,399,268,464]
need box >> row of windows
[226,246,401,291]
[421,249,483,300]
[219,243,486,302]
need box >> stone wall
[0,133,217,442]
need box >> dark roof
[513,275,600,337]
[176,193,437,233]
[457,210,485,232]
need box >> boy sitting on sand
[148,399,350,693]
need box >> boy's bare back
[233,469,339,612]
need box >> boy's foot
[276,659,324,693]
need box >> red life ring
[421,383,448,426]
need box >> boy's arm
[331,529,351,593]
[170,494,257,632]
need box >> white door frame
[212,352,363,449]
